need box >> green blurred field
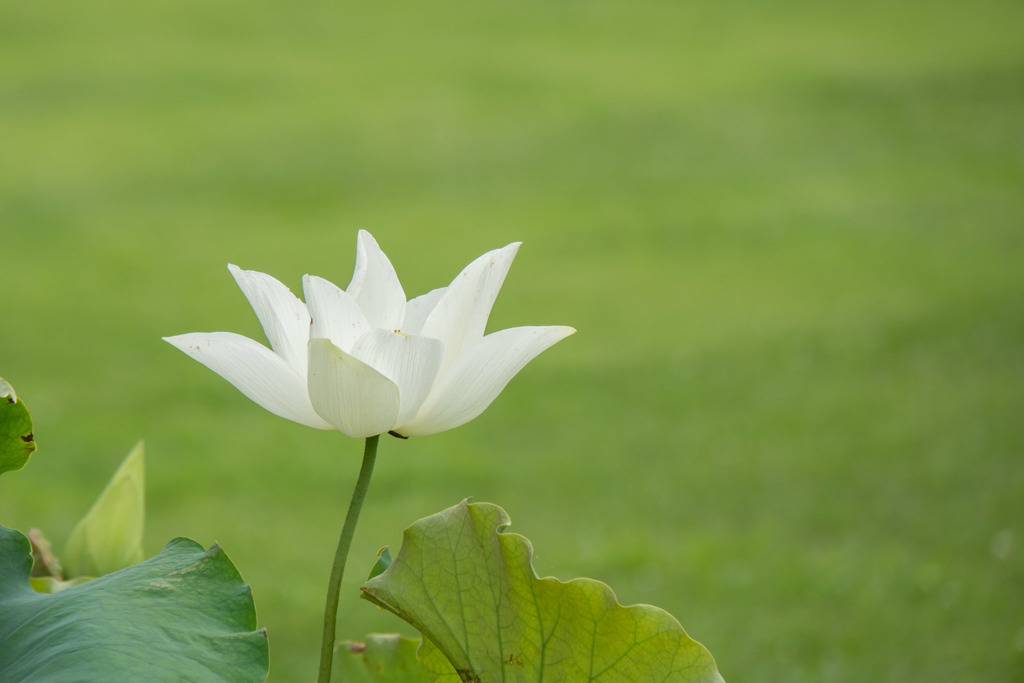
[3,0,1023,680]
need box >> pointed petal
[346,230,406,331]
[164,332,333,429]
[419,242,520,373]
[349,329,445,426]
[307,338,401,438]
[303,275,370,353]
[397,325,575,437]
[402,287,446,335]
[228,265,311,376]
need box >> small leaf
[362,500,724,683]
[63,441,145,578]
[332,634,432,682]
[0,525,268,681]
[0,379,37,476]
[367,546,393,581]
[27,527,63,579]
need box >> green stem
[317,434,380,683]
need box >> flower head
[165,231,574,438]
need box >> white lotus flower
[164,231,575,438]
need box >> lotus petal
[304,275,370,354]
[420,243,520,374]
[308,338,401,438]
[403,287,446,336]
[228,265,310,376]
[164,332,332,429]
[398,325,575,436]
[349,329,445,426]
[346,230,406,332]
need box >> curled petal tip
[497,242,522,258]
[226,263,248,279]
[162,333,190,346]
[356,229,380,249]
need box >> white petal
[419,242,520,373]
[349,329,445,426]
[402,287,446,335]
[307,338,401,438]
[346,230,406,331]
[397,325,575,437]
[164,332,333,430]
[228,265,311,376]
[303,275,370,353]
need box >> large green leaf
[333,634,432,683]
[0,525,269,682]
[361,500,724,682]
[0,378,36,476]
[63,441,146,578]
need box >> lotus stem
[317,434,379,683]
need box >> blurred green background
[2,0,1023,680]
